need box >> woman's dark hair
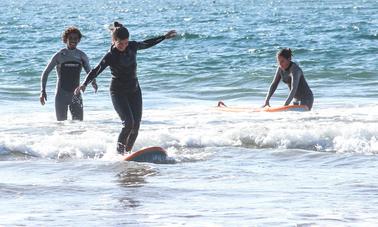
[277,48,293,60]
[111,21,129,41]
[62,26,82,43]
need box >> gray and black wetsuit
[41,48,91,120]
[82,36,166,152]
[265,62,314,110]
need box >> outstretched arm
[263,67,281,107]
[75,54,109,95]
[137,30,177,50]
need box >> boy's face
[67,33,80,49]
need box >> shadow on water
[116,164,157,188]
[118,196,140,209]
[115,164,159,210]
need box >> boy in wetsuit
[40,27,97,121]
[75,22,176,154]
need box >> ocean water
[1,0,378,226]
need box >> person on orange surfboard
[75,22,177,155]
[263,48,313,110]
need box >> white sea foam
[1,103,377,162]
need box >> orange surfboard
[124,146,169,163]
[216,101,309,112]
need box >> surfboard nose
[124,147,175,164]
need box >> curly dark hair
[277,48,293,60]
[62,26,82,43]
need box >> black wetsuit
[265,62,314,110]
[41,48,91,120]
[82,36,166,152]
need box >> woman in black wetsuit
[75,22,176,154]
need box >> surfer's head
[277,48,292,70]
[62,27,82,50]
[111,21,129,52]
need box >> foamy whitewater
[1,0,378,226]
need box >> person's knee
[133,122,140,131]
[122,120,134,132]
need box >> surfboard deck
[216,101,309,112]
[124,146,170,164]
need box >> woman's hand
[165,30,177,39]
[75,84,87,95]
[91,80,98,93]
[262,102,270,108]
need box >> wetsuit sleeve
[136,36,166,50]
[264,67,281,104]
[40,53,59,92]
[82,54,110,86]
[284,67,301,106]
[81,52,91,74]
